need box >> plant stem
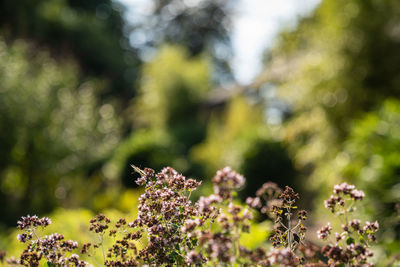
[235,226,240,260]
[100,234,106,263]
[287,205,292,250]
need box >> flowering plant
[318,183,379,266]
[3,166,380,266]
[8,215,86,266]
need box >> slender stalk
[100,234,106,263]
[279,221,288,230]
[235,225,240,260]
[287,204,292,249]
[31,228,40,240]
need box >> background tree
[105,45,211,187]
[0,0,140,100]
[129,0,234,83]
[192,96,296,197]
[252,0,400,259]
[0,40,121,226]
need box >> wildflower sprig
[10,215,87,266]
[318,182,378,266]
[9,167,381,267]
[246,183,309,266]
[196,167,253,265]
[247,184,307,252]
[132,166,205,266]
[86,213,144,266]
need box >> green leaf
[348,207,355,212]
[190,237,198,247]
[346,237,355,245]
[169,251,184,265]
[169,251,178,262]
[177,255,184,265]
[46,262,56,267]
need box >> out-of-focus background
[0,0,399,264]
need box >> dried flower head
[17,215,52,230]
[268,248,300,267]
[256,182,282,198]
[317,223,332,240]
[212,167,245,200]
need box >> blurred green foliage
[334,100,400,253]
[0,39,121,225]
[146,0,232,55]
[106,46,296,196]
[239,221,271,250]
[192,96,265,174]
[264,0,400,161]
[131,0,234,82]
[105,46,211,184]
[134,45,210,150]
[0,0,139,99]
[104,130,173,187]
[0,0,237,228]
[258,0,400,260]
[192,96,296,196]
